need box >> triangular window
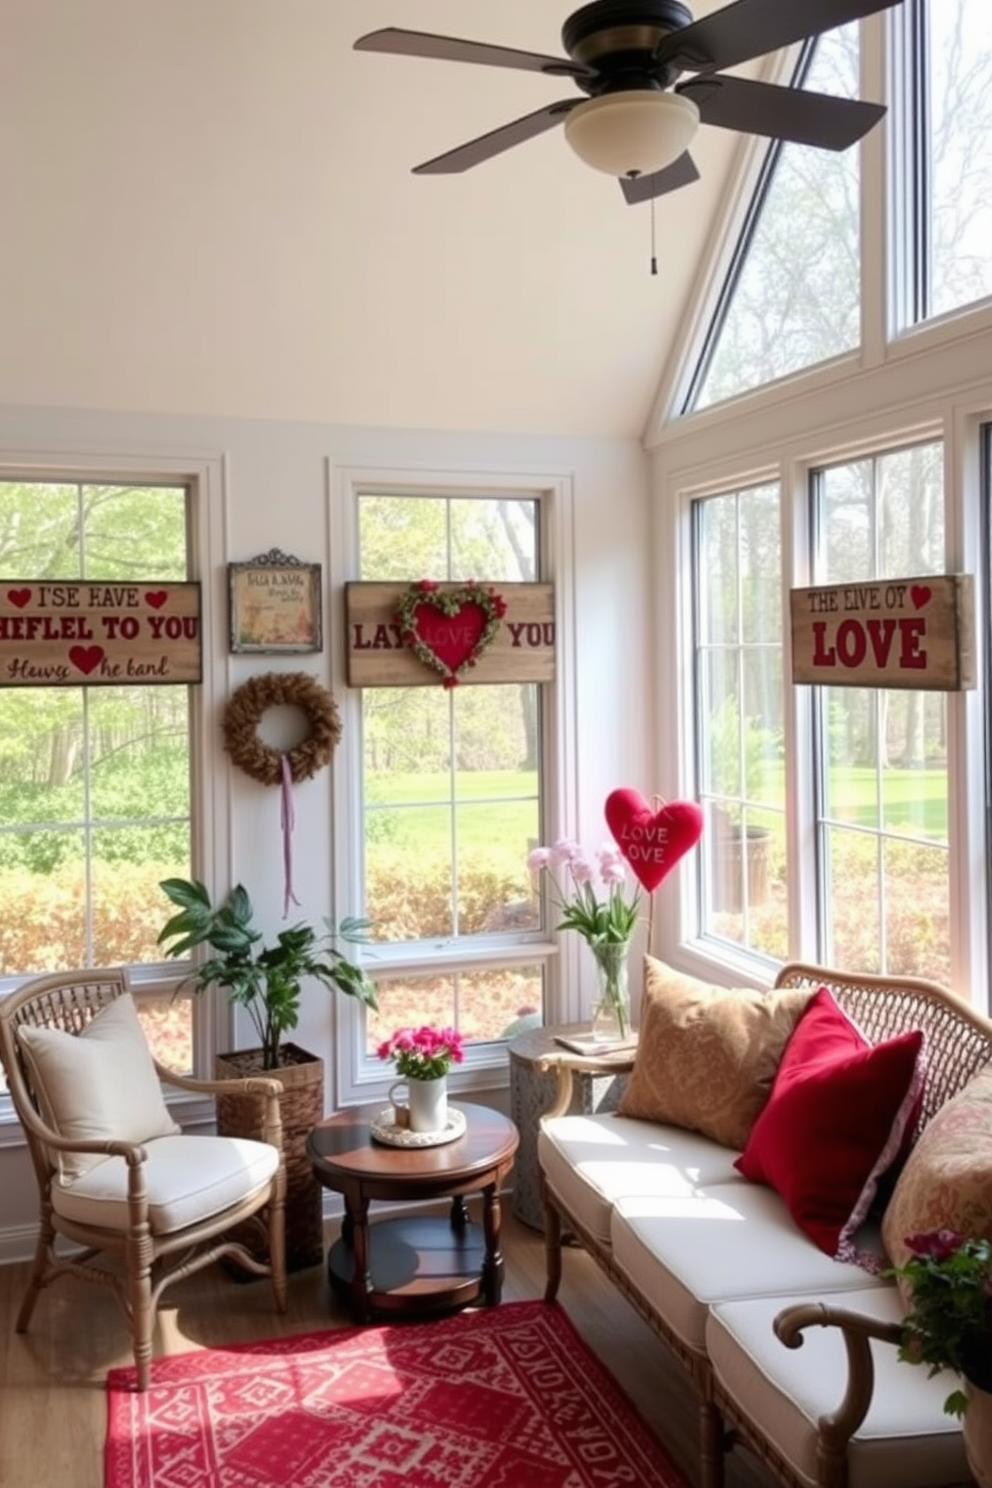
[683,25,863,414]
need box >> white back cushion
[18,992,181,1181]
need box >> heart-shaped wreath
[394,579,507,688]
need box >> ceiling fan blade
[354,28,590,80]
[620,152,701,205]
[657,0,902,76]
[680,75,885,149]
[413,102,578,175]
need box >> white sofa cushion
[50,1133,279,1235]
[538,1114,742,1245]
[17,993,181,1181]
[611,1181,882,1354]
[706,1286,969,1488]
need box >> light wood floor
[0,1206,774,1488]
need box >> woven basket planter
[214,1042,324,1271]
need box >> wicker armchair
[0,967,287,1390]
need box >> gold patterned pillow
[882,1064,992,1303]
[618,956,814,1150]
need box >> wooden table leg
[450,1195,469,1232]
[344,1196,372,1322]
[480,1182,504,1305]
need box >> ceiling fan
[355,0,901,205]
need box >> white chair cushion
[18,993,180,1181]
[538,1113,742,1245]
[51,1133,279,1235]
[611,1181,882,1354]
[706,1286,969,1488]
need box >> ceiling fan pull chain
[650,194,658,277]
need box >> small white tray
[370,1104,467,1149]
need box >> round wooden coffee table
[306,1101,519,1322]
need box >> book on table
[552,1032,638,1057]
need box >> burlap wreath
[221,672,341,786]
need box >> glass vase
[589,940,631,1043]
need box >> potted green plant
[157,877,378,1071]
[157,877,378,1269]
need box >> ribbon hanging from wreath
[393,579,507,688]
[221,672,342,915]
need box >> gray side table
[507,1022,633,1231]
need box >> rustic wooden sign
[790,574,974,691]
[0,579,202,688]
[346,581,555,687]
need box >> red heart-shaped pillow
[605,788,704,892]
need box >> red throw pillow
[734,987,925,1260]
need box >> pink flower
[905,1229,966,1262]
[597,846,627,884]
[377,1024,464,1079]
[526,829,641,946]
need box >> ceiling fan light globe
[564,89,699,178]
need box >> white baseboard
[0,1224,40,1266]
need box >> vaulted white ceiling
[0,1,750,440]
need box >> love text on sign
[345,582,555,687]
[790,574,974,691]
[0,581,203,688]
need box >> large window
[0,479,194,1069]
[685,25,863,412]
[810,442,949,981]
[688,446,951,983]
[357,491,546,1056]
[665,2,988,998]
[896,0,992,326]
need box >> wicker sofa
[537,960,992,1488]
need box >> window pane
[694,483,786,956]
[689,27,862,410]
[366,966,544,1052]
[813,444,949,980]
[928,1,992,318]
[137,993,194,1076]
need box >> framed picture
[228,549,323,654]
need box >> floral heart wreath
[393,579,508,688]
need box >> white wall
[0,400,651,1259]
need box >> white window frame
[329,462,577,1103]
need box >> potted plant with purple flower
[887,1227,992,1484]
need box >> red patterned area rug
[105,1300,688,1488]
